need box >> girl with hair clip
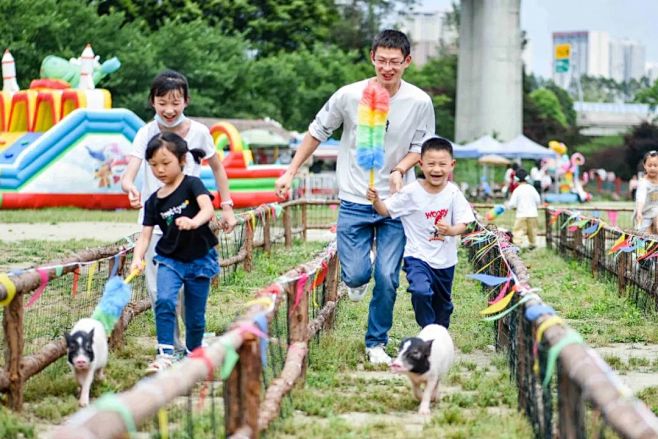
[635,150,658,235]
[131,132,220,373]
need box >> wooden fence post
[283,206,292,249]
[301,203,308,242]
[238,337,261,438]
[591,228,604,276]
[545,208,553,249]
[615,229,628,295]
[263,209,271,253]
[244,221,254,272]
[286,278,308,383]
[323,255,340,330]
[557,360,585,438]
[224,360,241,436]
[572,226,583,259]
[3,293,24,410]
[559,213,567,255]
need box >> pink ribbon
[289,273,309,315]
[607,210,618,226]
[25,268,50,308]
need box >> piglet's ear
[64,332,71,342]
[88,328,95,340]
[423,339,434,355]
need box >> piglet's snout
[390,359,405,373]
[73,355,90,370]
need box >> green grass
[525,248,658,345]
[0,208,139,223]
[0,239,111,271]
[9,239,329,432]
[267,252,533,438]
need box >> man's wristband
[220,200,234,207]
[390,167,405,176]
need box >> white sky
[417,0,658,78]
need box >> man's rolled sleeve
[308,93,344,142]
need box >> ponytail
[188,148,205,164]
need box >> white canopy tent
[463,134,557,160]
[501,135,558,160]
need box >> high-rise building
[399,10,457,66]
[646,62,658,83]
[610,39,646,82]
[552,31,609,89]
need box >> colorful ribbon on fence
[542,331,584,388]
[25,268,50,308]
[86,261,98,296]
[220,340,239,380]
[0,274,17,307]
[93,393,137,433]
[71,266,80,298]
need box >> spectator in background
[629,174,639,201]
[502,163,519,198]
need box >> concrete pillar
[455,0,522,143]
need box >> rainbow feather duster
[356,81,389,187]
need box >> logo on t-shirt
[161,200,190,225]
[426,209,448,241]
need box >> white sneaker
[348,284,368,302]
[366,345,391,365]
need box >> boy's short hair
[515,168,528,182]
[372,29,411,58]
[421,136,453,158]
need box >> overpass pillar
[455,0,522,143]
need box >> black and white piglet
[390,324,455,415]
[64,318,108,407]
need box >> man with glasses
[275,29,435,365]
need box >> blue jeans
[403,257,455,329]
[154,248,220,354]
[337,200,405,348]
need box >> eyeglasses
[373,58,406,67]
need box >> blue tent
[464,134,557,160]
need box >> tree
[329,0,419,53]
[404,54,457,138]
[91,0,339,57]
[624,122,658,179]
[635,79,658,108]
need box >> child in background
[635,151,658,234]
[367,137,475,329]
[121,70,236,352]
[131,132,220,374]
[507,168,541,250]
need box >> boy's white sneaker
[366,345,391,365]
[348,284,368,302]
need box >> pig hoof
[418,407,431,416]
[79,400,89,407]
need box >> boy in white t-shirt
[367,137,475,329]
[507,168,541,250]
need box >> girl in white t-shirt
[121,70,236,353]
[635,151,658,234]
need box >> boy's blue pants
[403,257,455,329]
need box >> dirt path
[0,222,140,242]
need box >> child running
[367,137,475,329]
[131,132,220,374]
[121,70,235,352]
[507,168,541,250]
[635,150,658,234]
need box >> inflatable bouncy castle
[0,46,286,209]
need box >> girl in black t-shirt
[131,132,221,374]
